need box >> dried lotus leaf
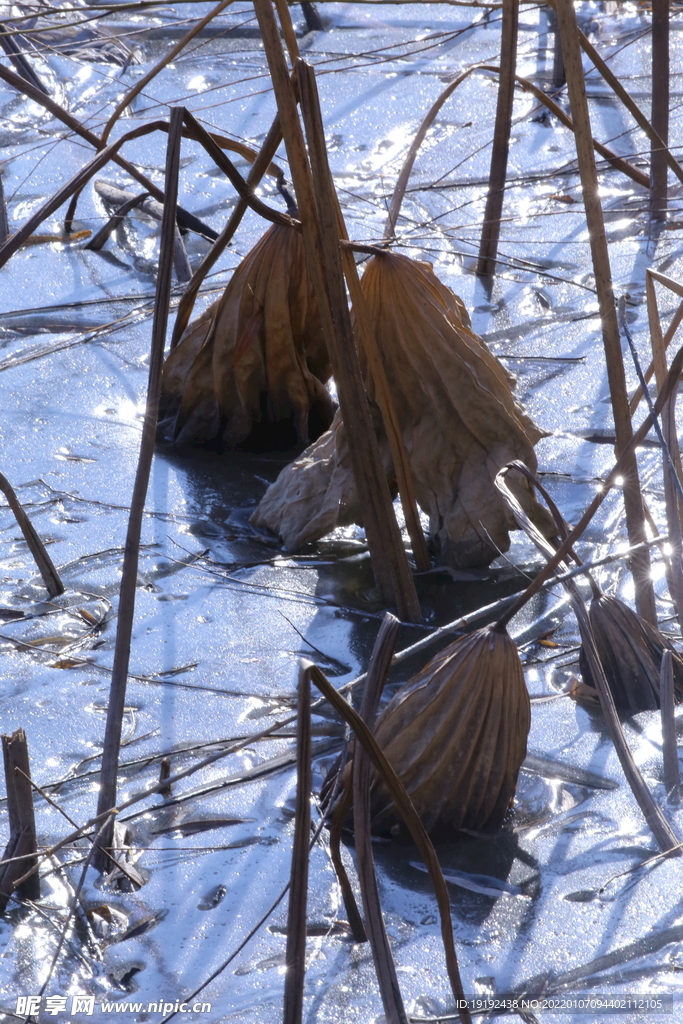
[252,252,554,567]
[369,624,530,837]
[578,592,683,711]
[159,224,335,447]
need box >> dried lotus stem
[0,62,217,242]
[296,57,430,573]
[384,65,480,240]
[477,0,518,279]
[0,729,39,911]
[100,0,234,145]
[94,108,184,872]
[624,290,683,634]
[0,472,63,597]
[352,614,407,1024]
[632,269,683,419]
[283,663,312,1024]
[495,463,680,854]
[661,651,680,802]
[327,782,367,943]
[568,14,682,187]
[651,0,670,217]
[307,661,472,1024]
[253,0,421,620]
[552,0,656,624]
[385,58,648,247]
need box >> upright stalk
[554,0,656,624]
[352,614,407,1024]
[477,0,518,278]
[253,0,421,621]
[283,663,312,1024]
[94,108,184,871]
[651,0,670,219]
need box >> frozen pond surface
[1,0,683,1021]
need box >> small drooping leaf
[368,623,530,836]
[579,593,683,711]
[160,224,335,448]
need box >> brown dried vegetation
[368,623,530,837]
[253,252,554,567]
[579,591,683,711]
[159,224,335,447]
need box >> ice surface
[0,1,682,1021]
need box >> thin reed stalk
[477,0,518,279]
[283,663,312,1024]
[554,0,656,625]
[0,64,215,240]
[384,66,480,240]
[38,816,114,998]
[86,190,152,251]
[327,784,366,941]
[0,119,169,268]
[13,710,302,891]
[352,614,407,1024]
[94,108,184,873]
[508,68,648,188]
[0,21,48,95]
[630,299,683,415]
[253,0,420,621]
[661,651,680,802]
[0,172,7,247]
[546,5,564,90]
[273,0,300,61]
[0,729,39,911]
[386,62,648,247]
[651,0,670,217]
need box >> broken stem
[0,472,63,597]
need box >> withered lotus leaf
[251,252,554,567]
[579,593,683,711]
[159,224,335,447]
[369,624,530,837]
